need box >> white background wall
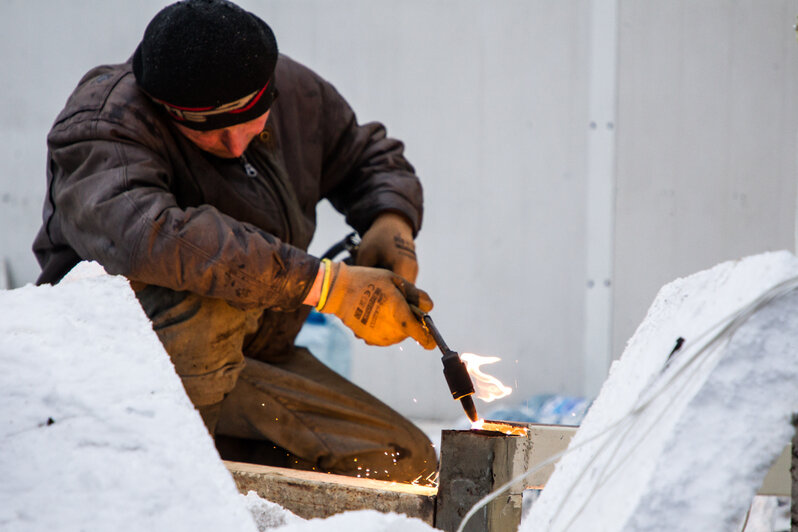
[1,1,796,421]
[613,1,798,366]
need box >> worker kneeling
[33,0,437,483]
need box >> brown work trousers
[131,283,437,483]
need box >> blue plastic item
[486,394,592,426]
[295,310,352,378]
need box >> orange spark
[460,352,512,402]
[411,470,439,488]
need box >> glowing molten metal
[460,352,513,402]
[470,419,529,436]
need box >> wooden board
[225,461,436,524]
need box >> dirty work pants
[132,284,437,483]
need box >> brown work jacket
[33,55,423,349]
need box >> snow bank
[523,251,798,531]
[0,263,258,532]
[242,491,305,530]
[273,510,436,532]
[0,263,440,532]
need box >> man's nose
[221,130,250,158]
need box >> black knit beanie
[133,0,278,131]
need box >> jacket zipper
[240,150,292,243]
[240,154,258,178]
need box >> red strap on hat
[151,79,271,121]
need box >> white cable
[455,276,798,532]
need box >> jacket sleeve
[46,118,318,310]
[315,77,424,236]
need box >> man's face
[175,110,271,158]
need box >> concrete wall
[0,1,796,421]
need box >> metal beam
[435,423,576,532]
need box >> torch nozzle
[459,395,479,423]
[420,314,480,423]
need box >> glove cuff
[315,259,334,312]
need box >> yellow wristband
[315,259,333,311]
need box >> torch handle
[420,313,478,422]
[420,314,451,355]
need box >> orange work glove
[317,262,435,349]
[355,212,418,283]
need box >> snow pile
[0,263,258,532]
[0,263,438,532]
[523,251,798,531]
[242,491,304,530]
[273,510,436,532]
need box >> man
[32,0,438,482]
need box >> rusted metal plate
[224,461,436,524]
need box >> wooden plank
[791,422,797,531]
[472,423,791,495]
[758,444,790,497]
[0,259,8,290]
[224,461,436,524]
[522,425,790,496]
[525,424,577,489]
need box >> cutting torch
[418,314,479,423]
[323,232,479,423]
